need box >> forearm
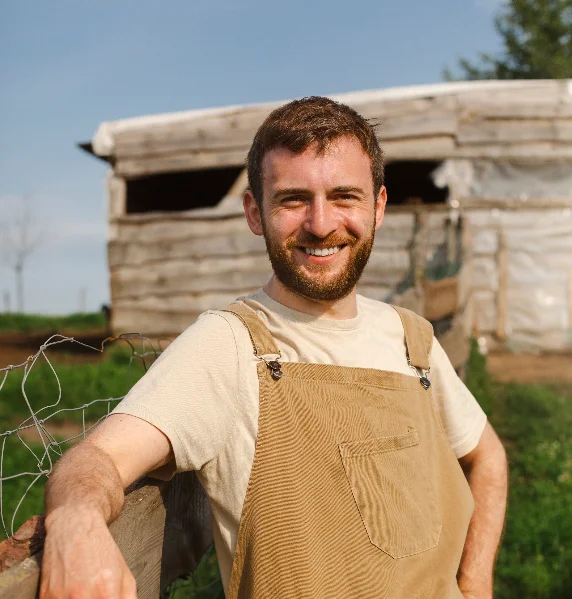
[45,440,125,526]
[458,434,508,598]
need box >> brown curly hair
[246,96,384,208]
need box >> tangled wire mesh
[0,333,168,539]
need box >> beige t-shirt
[113,289,487,593]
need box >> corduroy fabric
[224,302,474,599]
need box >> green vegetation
[164,546,224,599]
[0,312,107,333]
[0,347,147,538]
[446,0,572,80]
[0,437,46,537]
[0,348,146,425]
[466,342,572,598]
[2,338,571,598]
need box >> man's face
[244,136,386,302]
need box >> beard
[261,221,376,302]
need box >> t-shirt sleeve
[111,311,240,474]
[429,337,487,458]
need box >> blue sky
[0,0,503,314]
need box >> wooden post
[496,228,508,342]
[569,269,572,331]
[108,175,127,221]
[0,473,212,599]
[412,209,429,287]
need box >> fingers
[40,556,137,598]
[121,570,138,599]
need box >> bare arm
[40,414,174,599]
[457,421,508,599]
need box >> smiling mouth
[302,245,344,256]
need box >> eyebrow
[271,188,310,201]
[331,186,366,195]
[271,186,366,201]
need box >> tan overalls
[223,302,474,599]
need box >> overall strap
[222,302,281,358]
[391,306,433,371]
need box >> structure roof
[89,79,572,158]
[83,79,572,175]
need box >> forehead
[261,136,373,191]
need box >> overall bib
[223,302,474,599]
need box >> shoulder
[357,294,432,342]
[168,309,253,357]
[357,294,402,324]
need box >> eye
[335,193,357,203]
[281,196,305,206]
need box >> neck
[263,275,358,320]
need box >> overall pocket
[339,427,441,559]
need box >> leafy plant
[445,0,572,80]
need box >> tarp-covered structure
[83,79,572,354]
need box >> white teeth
[304,246,341,256]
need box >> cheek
[267,209,305,237]
[342,209,375,237]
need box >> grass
[0,437,46,537]
[0,348,147,426]
[0,312,107,334]
[0,347,148,539]
[1,338,571,599]
[466,343,572,599]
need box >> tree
[0,197,44,313]
[445,0,572,80]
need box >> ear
[374,185,387,231]
[243,189,264,236]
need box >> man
[41,97,508,599]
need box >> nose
[303,196,337,239]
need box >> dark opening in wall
[384,161,447,206]
[126,165,244,214]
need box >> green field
[1,342,571,598]
[0,312,107,333]
[0,347,147,537]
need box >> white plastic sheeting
[433,160,572,201]
[467,208,572,352]
[473,290,497,333]
[472,256,498,291]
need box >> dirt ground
[2,333,571,387]
[0,330,109,370]
[487,352,572,384]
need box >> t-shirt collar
[249,289,363,331]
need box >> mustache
[286,233,357,249]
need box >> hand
[40,507,137,599]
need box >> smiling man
[41,97,508,599]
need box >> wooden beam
[383,136,456,160]
[115,149,247,178]
[218,168,249,210]
[108,175,127,220]
[114,106,272,159]
[496,229,508,342]
[378,110,458,140]
[109,249,412,300]
[460,196,572,210]
[454,141,572,160]
[569,269,572,332]
[0,473,211,599]
[458,118,558,145]
[225,167,249,198]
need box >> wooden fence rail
[0,472,212,599]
